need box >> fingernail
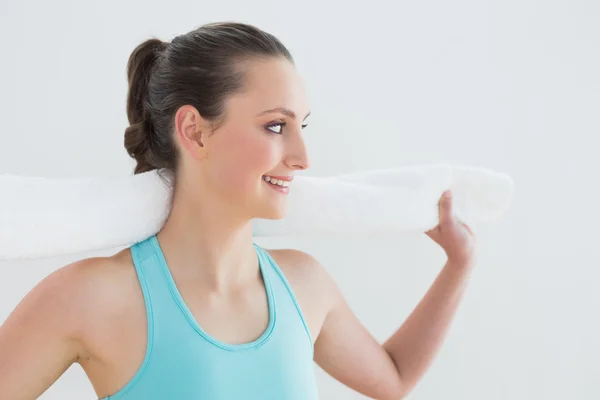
[444,191,452,198]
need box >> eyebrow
[257,107,311,120]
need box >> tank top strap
[129,235,191,338]
[252,244,314,353]
[129,235,172,300]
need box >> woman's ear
[175,105,209,160]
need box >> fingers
[439,190,454,226]
[426,190,454,239]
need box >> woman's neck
[155,185,259,293]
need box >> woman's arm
[313,259,473,399]
[0,263,88,399]
[381,260,472,394]
[313,191,477,399]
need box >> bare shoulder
[0,250,142,398]
[49,249,138,315]
[266,248,331,289]
[7,249,141,358]
[60,250,139,311]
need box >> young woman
[0,22,476,399]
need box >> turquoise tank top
[101,234,319,399]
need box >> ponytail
[124,38,168,174]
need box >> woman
[0,22,476,399]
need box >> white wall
[1,0,598,398]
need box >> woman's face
[189,57,311,220]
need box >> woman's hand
[426,190,477,267]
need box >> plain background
[1,0,598,399]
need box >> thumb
[439,190,454,226]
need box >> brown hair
[124,22,294,182]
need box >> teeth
[263,176,291,187]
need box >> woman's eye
[266,123,284,134]
[265,122,308,134]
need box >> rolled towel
[0,165,514,260]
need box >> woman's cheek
[219,141,273,188]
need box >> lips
[264,175,294,182]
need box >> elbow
[386,370,426,400]
[377,376,411,400]
[382,389,410,400]
[378,391,408,400]
[384,389,409,400]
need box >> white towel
[0,165,513,260]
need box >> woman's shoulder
[265,248,328,286]
[50,249,139,312]
[15,250,134,313]
[15,249,142,354]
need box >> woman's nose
[285,134,310,171]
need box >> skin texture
[0,57,477,400]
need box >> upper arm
[0,261,89,399]
[306,257,406,400]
